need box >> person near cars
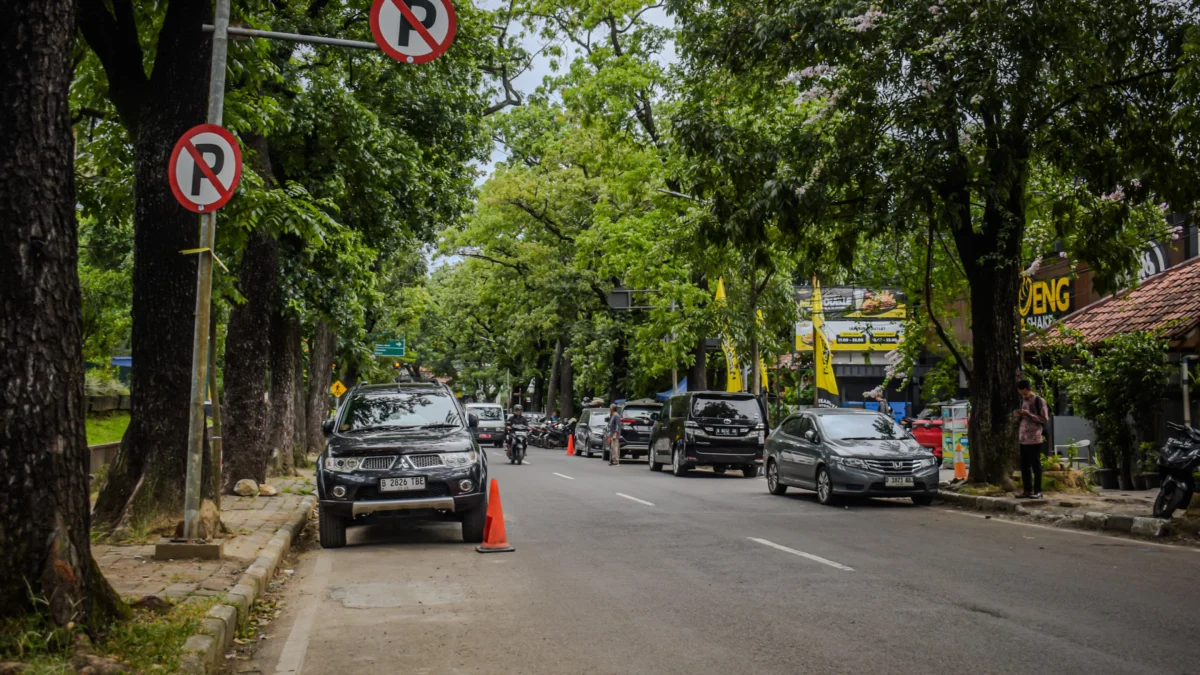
[605,403,621,465]
[507,404,530,451]
[549,409,560,423]
[1014,379,1050,499]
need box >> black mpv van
[647,391,767,477]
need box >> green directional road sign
[374,339,406,357]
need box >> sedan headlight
[440,451,478,468]
[324,456,361,472]
[833,456,867,469]
[917,456,938,469]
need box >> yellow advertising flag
[812,280,839,402]
[714,278,743,392]
[756,309,769,391]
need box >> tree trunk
[609,336,628,402]
[0,0,126,627]
[546,339,562,416]
[221,232,279,490]
[305,321,337,457]
[267,312,298,477]
[292,324,308,467]
[85,0,222,532]
[688,336,708,392]
[559,351,575,418]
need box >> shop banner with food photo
[795,285,906,353]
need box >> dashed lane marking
[749,537,855,571]
[616,492,655,507]
[553,473,575,480]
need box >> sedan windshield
[341,392,463,431]
[691,396,760,422]
[466,405,502,420]
[820,414,906,440]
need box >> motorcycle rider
[506,405,529,453]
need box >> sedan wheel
[816,466,837,506]
[767,460,787,495]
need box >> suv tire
[816,466,837,506]
[742,464,758,478]
[648,450,663,472]
[672,447,690,477]
[911,494,934,506]
[767,460,787,495]
[461,502,487,543]
[318,505,347,549]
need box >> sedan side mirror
[468,413,479,429]
[804,429,817,442]
[322,419,336,436]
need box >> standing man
[605,403,622,466]
[1014,380,1050,499]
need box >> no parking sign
[168,124,243,213]
[370,0,456,64]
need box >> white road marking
[553,472,575,480]
[748,537,855,571]
[274,551,333,674]
[616,492,655,507]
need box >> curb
[936,491,1171,538]
[180,495,316,674]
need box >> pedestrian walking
[1014,379,1050,499]
[605,403,621,465]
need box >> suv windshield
[466,405,502,420]
[820,414,906,440]
[691,396,761,422]
[621,405,661,422]
[341,391,463,431]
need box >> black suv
[316,382,487,548]
[648,391,767,477]
[614,399,662,460]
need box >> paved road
[242,447,1200,675]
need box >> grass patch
[0,598,214,673]
[86,412,130,446]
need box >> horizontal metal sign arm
[203,24,381,50]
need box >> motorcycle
[1153,421,1200,518]
[529,422,549,448]
[546,420,571,448]
[505,424,529,465]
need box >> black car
[614,399,662,460]
[316,382,488,548]
[647,391,767,477]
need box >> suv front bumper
[317,457,486,518]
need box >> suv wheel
[742,464,758,478]
[672,447,689,477]
[816,466,837,506]
[318,505,347,549]
[648,449,663,472]
[461,503,487,543]
[767,460,787,495]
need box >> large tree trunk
[688,336,708,392]
[85,0,222,532]
[221,232,279,489]
[292,325,308,467]
[0,0,125,627]
[559,350,575,418]
[546,339,563,416]
[305,321,337,457]
[267,313,298,477]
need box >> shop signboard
[794,287,905,352]
[1019,275,1072,330]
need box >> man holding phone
[1014,380,1050,499]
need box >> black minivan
[647,391,767,477]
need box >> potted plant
[1140,441,1162,490]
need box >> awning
[655,377,687,402]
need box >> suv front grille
[359,456,396,470]
[863,458,918,474]
[407,454,444,469]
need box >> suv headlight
[833,456,867,469]
[325,456,361,472]
[440,451,478,468]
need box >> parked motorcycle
[529,423,549,448]
[546,421,571,448]
[506,424,529,465]
[1153,421,1200,518]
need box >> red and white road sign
[168,124,243,213]
[370,0,456,64]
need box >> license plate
[885,476,914,487]
[480,433,491,439]
[635,425,650,431]
[715,428,734,436]
[380,477,425,492]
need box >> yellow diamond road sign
[330,380,347,397]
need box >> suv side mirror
[650,412,659,421]
[804,429,817,442]
[468,413,479,429]
[322,419,336,436]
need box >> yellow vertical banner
[812,278,840,406]
[714,278,743,392]
[756,309,769,391]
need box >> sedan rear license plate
[885,476,914,487]
[635,425,650,431]
[380,477,425,492]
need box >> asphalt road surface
[240,447,1200,675]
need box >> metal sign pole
[182,0,231,540]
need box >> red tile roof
[1043,256,1200,345]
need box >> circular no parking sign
[370,0,457,64]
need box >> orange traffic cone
[952,443,967,481]
[566,434,575,456]
[475,479,515,553]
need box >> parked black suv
[648,391,767,477]
[614,399,662,460]
[316,382,487,548]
